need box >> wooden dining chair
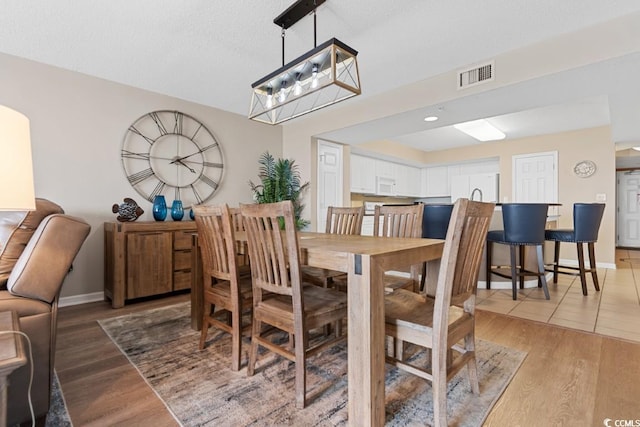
[240,201,347,408]
[193,204,253,371]
[373,204,424,292]
[384,199,495,427]
[229,206,250,270]
[301,205,364,289]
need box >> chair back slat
[434,199,495,325]
[373,204,423,238]
[193,204,237,282]
[241,202,300,297]
[326,206,364,235]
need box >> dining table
[190,231,445,427]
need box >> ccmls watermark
[603,419,640,427]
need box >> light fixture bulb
[278,81,287,103]
[266,87,274,108]
[293,74,303,96]
[311,64,319,89]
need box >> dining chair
[486,203,550,300]
[384,199,495,427]
[240,200,347,408]
[419,204,455,294]
[545,203,605,295]
[193,204,253,371]
[229,206,250,270]
[301,205,364,289]
[374,204,424,292]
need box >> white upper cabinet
[396,164,422,197]
[423,166,449,197]
[350,154,376,194]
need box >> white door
[512,151,558,213]
[317,141,343,231]
[617,171,640,247]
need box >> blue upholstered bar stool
[486,203,550,300]
[420,204,454,292]
[545,203,605,296]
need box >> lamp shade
[0,105,36,211]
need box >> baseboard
[558,258,616,270]
[59,291,105,307]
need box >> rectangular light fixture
[0,105,36,211]
[453,119,506,142]
[248,0,360,125]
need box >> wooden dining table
[190,231,445,427]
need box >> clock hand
[174,159,196,173]
[172,143,218,163]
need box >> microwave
[376,176,395,196]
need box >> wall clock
[573,160,596,178]
[121,110,224,209]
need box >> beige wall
[0,53,282,301]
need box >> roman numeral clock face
[121,110,224,209]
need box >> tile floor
[476,248,640,343]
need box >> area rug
[46,371,72,426]
[98,302,526,426]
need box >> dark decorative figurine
[112,198,144,222]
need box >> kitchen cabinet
[350,154,376,194]
[450,173,500,203]
[104,221,197,308]
[375,159,396,179]
[423,166,449,197]
[396,164,422,197]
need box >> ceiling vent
[457,61,494,89]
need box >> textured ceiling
[2,1,640,154]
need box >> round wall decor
[573,160,596,178]
[121,110,224,209]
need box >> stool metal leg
[536,244,550,300]
[553,241,560,283]
[518,245,525,289]
[486,241,492,290]
[510,246,518,300]
[588,242,600,292]
[577,242,588,295]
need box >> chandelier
[248,0,361,125]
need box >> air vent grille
[457,61,494,89]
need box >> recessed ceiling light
[632,147,640,151]
[424,116,438,122]
[453,119,505,142]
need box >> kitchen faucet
[470,187,483,201]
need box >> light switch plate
[596,193,606,202]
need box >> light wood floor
[55,287,640,426]
[477,248,640,343]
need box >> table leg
[347,253,385,426]
[190,234,203,331]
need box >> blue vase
[171,200,184,221]
[152,195,167,221]
[189,208,195,220]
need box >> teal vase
[152,195,167,221]
[171,200,184,221]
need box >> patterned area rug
[46,372,72,426]
[98,302,526,427]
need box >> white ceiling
[2,1,640,156]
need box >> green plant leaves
[249,151,310,230]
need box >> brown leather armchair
[0,213,90,425]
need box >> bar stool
[544,203,605,296]
[486,203,550,300]
[420,204,454,292]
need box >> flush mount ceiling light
[248,0,361,125]
[632,147,640,151]
[453,119,506,142]
[424,116,439,122]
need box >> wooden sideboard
[104,221,197,308]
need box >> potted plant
[249,151,310,230]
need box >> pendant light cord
[281,26,285,67]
